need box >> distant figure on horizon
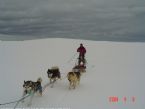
[77,43,86,65]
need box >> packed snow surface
[0,38,145,109]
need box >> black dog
[47,66,61,87]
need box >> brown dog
[67,71,81,89]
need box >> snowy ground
[0,38,145,109]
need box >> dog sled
[73,64,86,73]
[73,56,86,73]
[72,56,86,73]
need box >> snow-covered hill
[0,38,145,109]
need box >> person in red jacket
[77,43,86,65]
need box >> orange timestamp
[109,96,136,103]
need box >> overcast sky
[0,0,145,41]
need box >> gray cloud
[0,0,145,41]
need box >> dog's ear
[47,69,51,74]
[24,80,25,83]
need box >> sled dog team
[22,66,85,106]
[22,44,87,105]
[23,66,85,97]
[23,64,86,96]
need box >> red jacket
[77,46,86,55]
